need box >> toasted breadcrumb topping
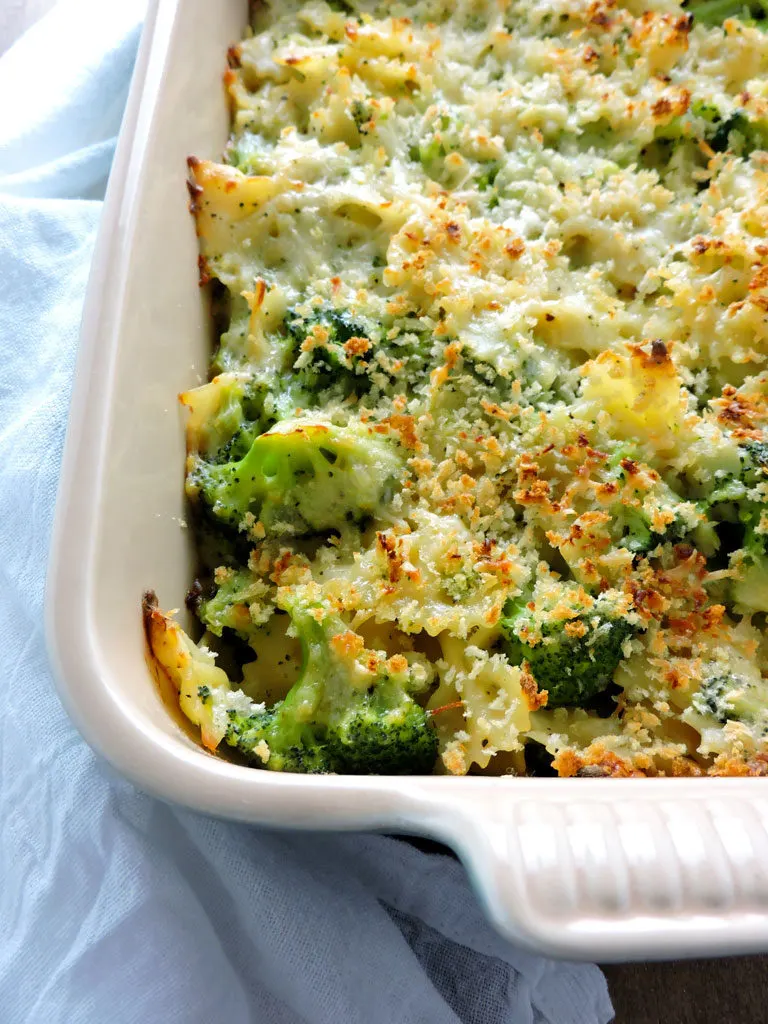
[172,0,768,776]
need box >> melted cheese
[177,0,768,777]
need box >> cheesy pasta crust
[150,0,768,777]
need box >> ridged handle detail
[449,790,768,960]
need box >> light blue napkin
[0,3,614,1021]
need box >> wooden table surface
[4,3,766,1021]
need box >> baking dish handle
[438,787,768,961]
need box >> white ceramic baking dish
[45,0,768,962]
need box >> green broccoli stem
[687,0,768,25]
[279,600,341,722]
[222,601,340,771]
[224,593,437,775]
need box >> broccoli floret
[732,546,768,611]
[323,690,438,773]
[610,501,694,554]
[462,351,514,398]
[350,99,373,134]
[708,440,768,515]
[449,344,523,403]
[652,99,768,165]
[605,448,700,554]
[676,641,768,749]
[707,441,768,609]
[145,592,437,774]
[685,0,768,28]
[190,418,404,535]
[198,568,268,640]
[432,340,574,417]
[225,592,438,774]
[731,506,768,610]
[283,305,432,402]
[709,113,750,153]
[215,384,275,462]
[284,305,375,401]
[743,439,768,478]
[427,343,526,433]
[182,373,276,462]
[691,670,768,725]
[681,99,737,152]
[707,112,768,156]
[501,582,636,708]
[685,651,768,749]
[225,704,334,773]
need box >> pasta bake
[145,0,768,777]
